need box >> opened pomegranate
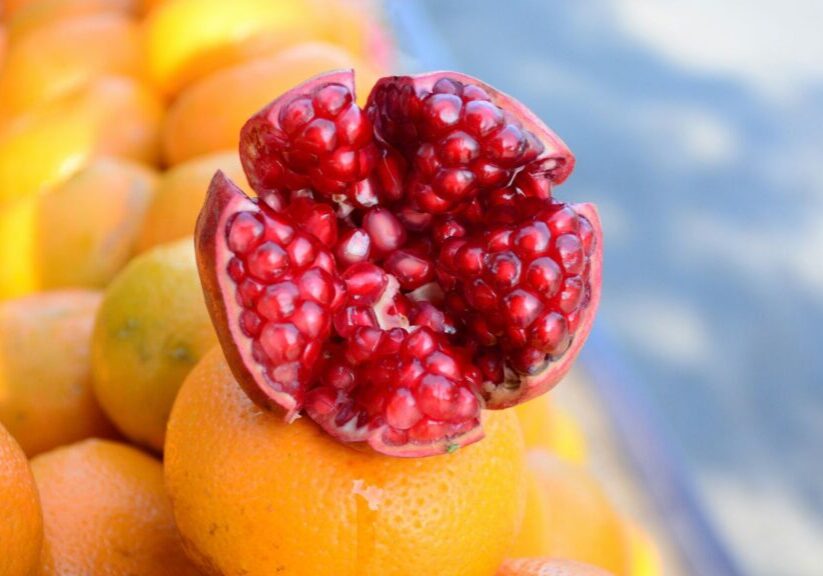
[196,70,601,457]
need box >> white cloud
[609,0,823,101]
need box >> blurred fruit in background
[0,13,143,116]
[0,76,162,299]
[36,158,157,288]
[141,0,387,95]
[515,393,588,464]
[0,422,43,576]
[91,238,216,452]
[4,0,138,40]
[31,439,201,575]
[161,42,377,165]
[165,348,527,576]
[514,449,630,575]
[137,150,248,252]
[0,291,116,456]
[625,522,663,576]
[498,558,614,576]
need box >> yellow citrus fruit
[512,450,630,575]
[0,422,43,576]
[6,0,137,40]
[92,238,216,451]
[515,394,587,464]
[165,348,527,576]
[0,13,143,117]
[624,521,663,576]
[0,290,116,456]
[0,76,163,299]
[137,150,248,252]
[36,157,158,289]
[30,439,202,575]
[498,558,614,576]
[141,0,384,95]
[161,42,379,165]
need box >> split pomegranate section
[196,69,602,457]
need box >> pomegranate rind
[367,70,575,185]
[195,170,299,416]
[484,202,602,408]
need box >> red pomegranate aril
[384,250,434,290]
[528,311,570,354]
[247,242,289,282]
[257,282,299,320]
[416,374,458,420]
[312,83,352,117]
[286,236,316,268]
[342,262,387,302]
[439,131,480,165]
[227,212,264,254]
[335,228,371,265]
[286,198,337,247]
[422,93,462,135]
[487,252,521,288]
[292,301,328,338]
[227,258,245,283]
[556,234,585,274]
[547,205,580,235]
[558,276,584,314]
[463,99,504,138]
[513,221,551,256]
[525,257,562,296]
[385,388,423,430]
[259,323,304,364]
[298,268,335,306]
[362,208,407,254]
[239,310,263,337]
[278,97,314,136]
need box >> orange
[165,348,527,576]
[30,439,202,575]
[0,13,143,117]
[0,422,43,576]
[36,157,158,289]
[515,393,587,463]
[0,290,116,456]
[512,450,630,575]
[6,0,138,41]
[161,42,379,165]
[498,558,614,576]
[0,76,163,299]
[137,150,248,252]
[141,0,385,95]
[92,238,216,451]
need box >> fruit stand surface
[388,2,823,576]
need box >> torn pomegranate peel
[195,69,601,457]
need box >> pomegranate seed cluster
[307,326,482,449]
[223,204,346,407]
[199,71,598,456]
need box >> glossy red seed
[247,242,289,282]
[439,131,480,165]
[463,99,504,138]
[259,323,304,363]
[362,208,407,254]
[257,282,299,320]
[513,221,551,256]
[278,97,314,136]
[422,93,462,135]
[312,83,352,117]
[504,289,543,327]
[416,374,458,420]
[385,388,423,429]
[384,250,434,290]
[525,257,562,297]
[528,311,569,354]
[227,212,264,254]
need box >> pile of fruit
[0,1,662,575]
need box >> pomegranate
[196,70,601,457]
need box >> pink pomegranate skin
[196,69,601,457]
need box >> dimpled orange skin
[165,348,527,576]
[31,439,202,576]
[161,42,379,165]
[0,290,117,457]
[497,558,614,576]
[513,450,629,575]
[0,422,43,576]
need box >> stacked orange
[0,2,664,575]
